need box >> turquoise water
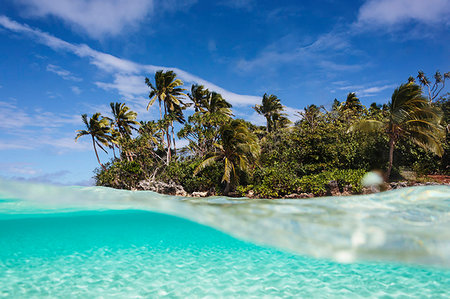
[0,180,449,297]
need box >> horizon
[0,0,449,185]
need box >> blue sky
[0,0,449,185]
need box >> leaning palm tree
[145,70,188,163]
[350,83,445,179]
[109,102,140,161]
[189,84,210,113]
[194,120,260,195]
[253,93,289,132]
[189,85,233,117]
[75,113,112,171]
[341,92,363,112]
[109,102,140,139]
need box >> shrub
[251,163,300,198]
[95,160,145,189]
[297,169,367,195]
[162,158,224,194]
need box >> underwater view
[0,180,449,297]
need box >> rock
[362,186,380,194]
[284,193,299,199]
[327,180,341,196]
[227,191,240,197]
[191,191,208,197]
[298,193,314,198]
[138,179,187,197]
[247,190,255,198]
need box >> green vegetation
[76,70,449,197]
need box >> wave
[0,179,449,267]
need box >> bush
[297,169,367,195]
[161,158,224,194]
[95,160,145,189]
[251,163,300,198]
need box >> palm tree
[109,102,139,139]
[145,70,187,119]
[350,83,445,179]
[253,93,290,132]
[341,92,363,112]
[109,102,140,161]
[145,70,188,163]
[417,70,450,102]
[189,85,233,117]
[189,84,210,113]
[75,113,112,171]
[194,120,260,195]
[296,104,324,130]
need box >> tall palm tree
[194,120,260,195]
[109,102,140,161]
[145,70,188,163]
[341,92,363,112]
[350,83,445,179]
[189,84,233,117]
[145,70,187,119]
[109,102,140,139]
[75,113,112,171]
[189,84,210,113]
[253,93,289,132]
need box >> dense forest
[76,70,449,197]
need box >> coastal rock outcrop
[137,179,187,197]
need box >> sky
[0,0,449,185]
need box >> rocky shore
[134,178,449,198]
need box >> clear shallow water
[0,180,449,297]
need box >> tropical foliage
[76,69,449,197]
[350,83,445,179]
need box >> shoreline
[134,177,450,199]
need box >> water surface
[0,180,449,297]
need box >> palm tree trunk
[172,123,176,155]
[159,101,162,120]
[164,104,171,164]
[224,181,231,196]
[92,136,106,171]
[166,130,171,163]
[386,136,395,181]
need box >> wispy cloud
[334,82,397,98]
[14,0,197,39]
[236,31,363,73]
[0,100,79,129]
[0,16,259,106]
[46,64,82,82]
[356,0,450,28]
[71,86,82,95]
[9,170,70,184]
[219,0,255,10]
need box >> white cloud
[236,32,361,73]
[71,86,82,95]
[0,16,259,106]
[0,101,79,129]
[46,64,82,82]
[335,83,397,98]
[357,0,450,27]
[16,0,151,38]
[15,0,198,39]
[95,74,148,99]
[357,84,396,97]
